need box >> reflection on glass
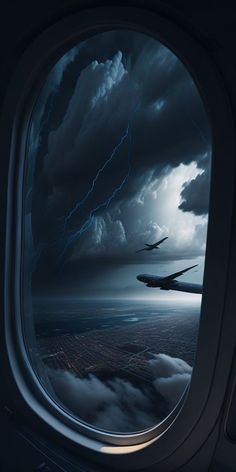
[22,30,211,433]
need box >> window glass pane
[22,30,211,434]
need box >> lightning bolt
[26,186,32,202]
[188,115,208,145]
[32,104,138,269]
[61,123,130,234]
[39,91,56,134]
[60,130,132,259]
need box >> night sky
[25,30,211,299]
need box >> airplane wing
[136,248,146,253]
[155,237,168,246]
[161,264,198,282]
[160,280,202,294]
[136,265,202,294]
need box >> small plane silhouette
[136,237,168,253]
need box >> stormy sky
[25,30,211,298]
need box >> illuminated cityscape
[37,308,199,384]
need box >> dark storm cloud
[28,30,211,289]
[46,353,191,433]
[41,46,208,215]
[179,163,211,215]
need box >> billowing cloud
[149,353,192,405]
[44,353,192,433]
[80,214,126,256]
[47,368,160,432]
[30,45,81,154]
[71,162,208,264]
[179,161,211,215]
[50,45,80,89]
[26,30,211,292]
[45,50,128,186]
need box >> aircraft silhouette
[137,264,202,294]
[136,236,168,253]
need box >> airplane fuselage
[137,274,202,294]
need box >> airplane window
[22,29,211,436]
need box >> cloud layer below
[46,352,192,433]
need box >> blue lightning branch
[184,108,209,146]
[61,123,131,235]
[189,115,208,146]
[39,91,56,134]
[31,106,137,270]
[26,187,32,202]
[60,129,132,259]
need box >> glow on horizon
[38,293,202,304]
[119,294,201,303]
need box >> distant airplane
[136,237,168,253]
[137,264,202,294]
